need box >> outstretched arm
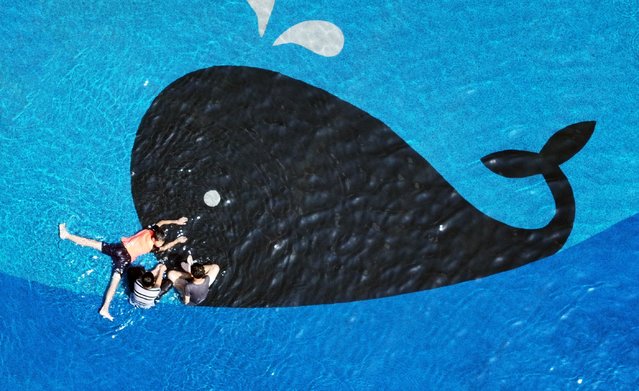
[151,263,167,288]
[154,217,188,227]
[157,235,188,252]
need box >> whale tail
[480,121,595,179]
[479,120,595,257]
[471,121,596,276]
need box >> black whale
[131,66,594,307]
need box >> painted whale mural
[131,66,595,307]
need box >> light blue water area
[1,0,638,389]
[1,1,638,291]
[1,213,638,389]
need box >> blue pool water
[1,0,638,389]
[2,215,638,389]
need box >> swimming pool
[1,0,638,389]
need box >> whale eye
[203,190,221,207]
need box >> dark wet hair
[150,224,166,242]
[191,263,206,279]
[141,272,155,288]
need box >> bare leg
[59,223,102,251]
[99,272,121,321]
[204,264,221,287]
[167,270,189,297]
[151,263,166,278]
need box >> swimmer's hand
[157,235,188,251]
[176,217,188,225]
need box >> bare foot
[99,307,114,321]
[58,223,69,240]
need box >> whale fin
[481,150,545,178]
[481,121,596,178]
[539,121,595,165]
